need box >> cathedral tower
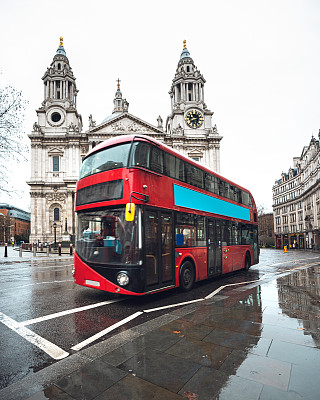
[166,40,222,172]
[28,37,87,245]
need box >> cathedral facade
[28,38,222,244]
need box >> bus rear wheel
[244,253,251,271]
[179,261,195,291]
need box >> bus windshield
[76,207,142,265]
[79,143,131,179]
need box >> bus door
[207,219,222,277]
[144,209,175,290]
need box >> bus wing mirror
[125,203,135,221]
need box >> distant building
[28,38,222,245]
[258,213,275,247]
[0,203,30,243]
[272,135,320,249]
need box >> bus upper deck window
[131,142,150,168]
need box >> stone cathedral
[28,38,222,244]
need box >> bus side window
[175,213,206,247]
[176,158,185,181]
[185,164,204,189]
[240,224,253,245]
[164,153,176,178]
[150,146,164,174]
[234,187,241,203]
[242,191,250,206]
[205,173,216,194]
[231,222,239,245]
[229,185,235,201]
[131,142,151,168]
[220,220,231,246]
[218,179,226,197]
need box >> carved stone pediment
[87,113,163,136]
[48,146,64,155]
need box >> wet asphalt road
[0,247,319,391]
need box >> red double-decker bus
[73,134,259,295]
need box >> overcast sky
[1,0,320,213]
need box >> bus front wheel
[179,261,195,291]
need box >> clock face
[185,109,204,128]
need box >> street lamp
[53,222,57,249]
[8,225,14,245]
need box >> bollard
[46,246,49,256]
[58,243,61,256]
[4,243,8,257]
[33,244,37,257]
[70,243,73,255]
[19,246,22,257]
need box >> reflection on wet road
[0,248,320,396]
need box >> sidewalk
[0,245,73,263]
[1,261,319,400]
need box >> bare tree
[0,85,28,194]
[257,204,266,217]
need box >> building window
[54,208,60,221]
[53,156,59,171]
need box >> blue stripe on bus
[174,185,251,221]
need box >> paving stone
[260,384,305,400]
[118,349,201,393]
[26,385,75,399]
[289,363,320,400]
[235,353,291,391]
[165,337,232,368]
[54,359,127,400]
[98,329,181,367]
[94,374,184,400]
[267,339,320,366]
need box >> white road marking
[205,286,226,299]
[19,299,125,326]
[3,257,319,358]
[0,312,69,360]
[71,311,143,351]
[143,298,204,313]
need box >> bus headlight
[117,272,130,286]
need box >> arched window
[54,208,60,221]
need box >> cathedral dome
[180,47,191,60]
[56,36,66,57]
[178,40,193,65]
